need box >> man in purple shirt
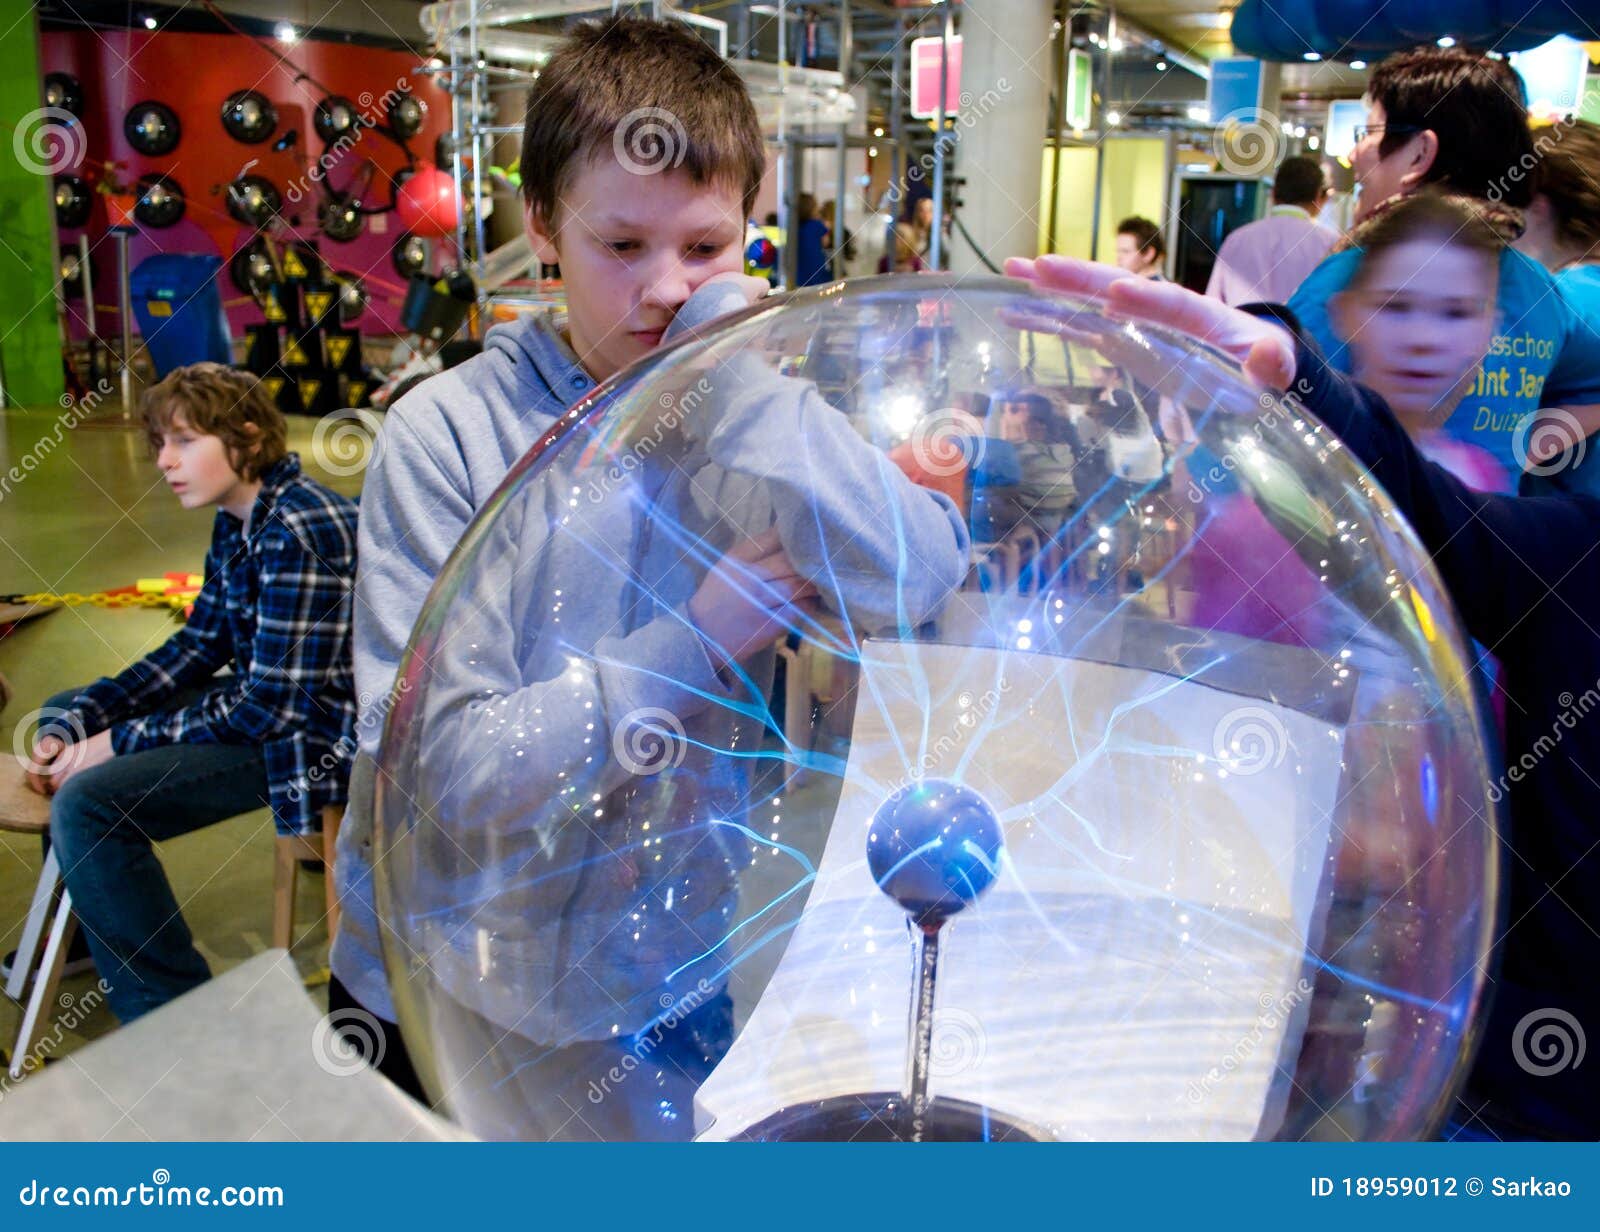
[1206,156,1338,306]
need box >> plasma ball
[867,779,1004,925]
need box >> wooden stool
[271,804,343,951]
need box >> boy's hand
[664,272,771,344]
[1004,255,1298,392]
[689,528,819,668]
[24,733,66,796]
[47,729,115,790]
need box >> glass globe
[373,276,1497,1142]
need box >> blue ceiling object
[1230,0,1599,62]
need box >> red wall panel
[43,27,457,340]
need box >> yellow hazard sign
[283,250,308,278]
[325,334,351,367]
[305,290,333,319]
[283,337,308,366]
[298,378,321,405]
[262,376,284,399]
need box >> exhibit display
[372,277,1498,1143]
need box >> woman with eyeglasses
[1286,46,1600,495]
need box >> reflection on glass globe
[373,276,1498,1143]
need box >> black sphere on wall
[124,100,181,155]
[134,173,186,227]
[221,90,278,144]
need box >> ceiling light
[1302,51,1322,62]
[275,22,297,44]
[1350,60,1367,70]
[1156,60,1168,71]
[1437,36,1456,48]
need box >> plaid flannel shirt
[67,454,359,835]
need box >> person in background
[1114,216,1165,279]
[794,192,833,286]
[1328,193,1507,491]
[1288,45,1600,484]
[1513,117,1600,495]
[878,222,928,274]
[1206,156,1338,305]
[1319,156,1358,235]
[820,198,855,277]
[910,195,935,257]
[18,364,357,1023]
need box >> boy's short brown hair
[519,16,766,229]
[1116,215,1165,259]
[141,362,288,481]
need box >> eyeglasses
[1353,124,1422,143]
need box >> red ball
[396,166,460,238]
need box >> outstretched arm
[1006,254,1600,651]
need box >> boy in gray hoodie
[329,16,968,1106]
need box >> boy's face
[1114,234,1156,275]
[155,416,250,511]
[526,157,746,383]
[1332,237,1498,424]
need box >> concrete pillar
[948,0,1055,276]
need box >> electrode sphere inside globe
[373,276,1497,1142]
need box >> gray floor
[0,403,367,1072]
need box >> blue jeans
[42,685,270,1022]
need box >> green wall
[0,11,65,408]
